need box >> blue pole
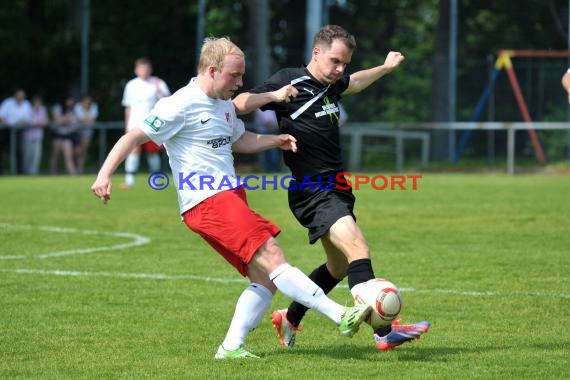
[195,0,206,71]
[305,0,323,63]
[453,68,501,163]
[80,0,90,95]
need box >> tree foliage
[0,0,568,127]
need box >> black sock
[347,258,375,289]
[286,263,341,327]
[374,325,392,336]
[346,259,392,336]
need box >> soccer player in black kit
[233,25,430,351]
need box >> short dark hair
[135,57,152,67]
[313,25,356,51]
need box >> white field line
[1,268,569,299]
[1,223,568,300]
[0,223,151,259]
[0,268,245,283]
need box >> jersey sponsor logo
[144,115,166,131]
[314,102,340,119]
[207,136,231,149]
[200,118,211,124]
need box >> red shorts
[182,187,281,277]
[142,140,162,153]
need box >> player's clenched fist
[91,177,112,204]
[383,51,405,72]
[272,84,298,103]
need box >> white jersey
[122,76,170,130]
[73,102,99,121]
[0,97,32,126]
[138,78,246,214]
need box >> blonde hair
[197,37,245,74]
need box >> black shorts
[287,174,356,244]
[52,132,74,141]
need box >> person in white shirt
[0,89,33,174]
[562,68,570,103]
[0,89,33,127]
[91,37,371,359]
[121,57,170,188]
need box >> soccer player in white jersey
[561,67,570,103]
[121,57,171,188]
[92,37,371,359]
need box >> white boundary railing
[339,123,430,173]
[2,121,569,175]
[340,122,570,175]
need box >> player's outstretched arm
[232,130,297,154]
[344,51,405,95]
[233,85,298,115]
[91,128,150,204]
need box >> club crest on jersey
[144,115,166,132]
[225,112,231,124]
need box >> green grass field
[1,173,568,379]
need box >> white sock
[221,283,272,350]
[269,263,344,325]
[125,173,135,187]
[125,152,140,173]
[147,153,161,172]
[124,152,140,186]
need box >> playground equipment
[455,50,570,164]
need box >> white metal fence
[1,121,569,175]
[341,122,570,175]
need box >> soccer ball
[353,278,402,328]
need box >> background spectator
[22,95,49,175]
[73,95,99,174]
[0,89,32,173]
[254,109,282,172]
[121,57,170,188]
[50,96,78,174]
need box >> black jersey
[250,66,350,179]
